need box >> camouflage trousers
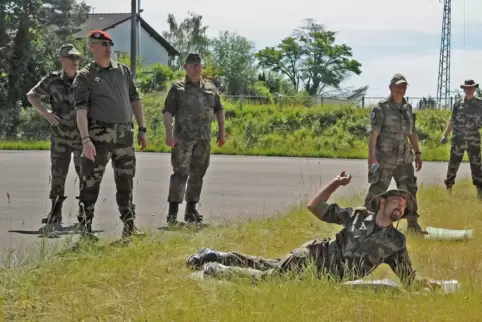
[364,163,419,219]
[168,138,211,203]
[194,238,343,281]
[78,121,136,222]
[49,120,82,200]
[444,137,482,187]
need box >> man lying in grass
[187,170,440,290]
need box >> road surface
[0,150,470,266]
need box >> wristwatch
[138,126,147,133]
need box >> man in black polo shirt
[73,29,147,241]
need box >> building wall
[105,20,170,66]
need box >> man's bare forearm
[216,109,225,132]
[368,130,378,160]
[76,109,90,139]
[163,112,173,135]
[27,93,50,116]
[131,100,144,128]
[307,178,341,211]
[409,133,420,152]
[443,120,453,136]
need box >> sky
[84,0,482,99]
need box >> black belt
[90,120,133,129]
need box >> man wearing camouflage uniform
[364,74,425,234]
[441,80,482,196]
[73,30,147,240]
[186,170,439,290]
[27,43,83,225]
[162,53,226,226]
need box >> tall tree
[210,30,257,94]
[255,19,364,96]
[0,0,90,138]
[161,11,211,70]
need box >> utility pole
[437,0,451,109]
[130,0,137,76]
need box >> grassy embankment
[0,93,463,161]
[1,179,481,321]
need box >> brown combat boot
[41,196,67,224]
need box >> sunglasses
[67,55,80,61]
[92,40,114,47]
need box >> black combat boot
[476,186,482,200]
[119,205,146,239]
[185,201,203,223]
[41,196,67,224]
[406,213,428,235]
[186,248,231,269]
[167,202,180,225]
[77,211,98,242]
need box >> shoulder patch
[370,112,376,119]
[48,70,61,77]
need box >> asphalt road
[0,150,471,266]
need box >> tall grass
[1,180,481,321]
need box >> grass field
[1,179,481,321]
[1,94,471,162]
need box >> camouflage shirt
[162,77,223,141]
[451,96,482,140]
[370,97,417,165]
[73,60,140,123]
[310,200,417,286]
[28,70,78,121]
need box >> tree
[210,30,257,94]
[0,0,90,138]
[161,11,211,70]
[255,18,363,96]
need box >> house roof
[76,13,180,56]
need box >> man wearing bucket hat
[364,73,426,234]
[440,79,482,197]
[27,43,84,227]
[186,171,439,290]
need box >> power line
[437,0,451,109]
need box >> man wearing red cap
[72,29,147,241]
[440,79,482,197]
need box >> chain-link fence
[217,94,455,110]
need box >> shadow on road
[8,223,104,238]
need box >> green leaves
[255,18,363,97]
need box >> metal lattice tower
[437,0,451,108]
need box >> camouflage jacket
[309,200,417,286]
[451,96,482,140]
[28,70,77,121]
[162,77,223,141]
[370,97,417,165]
